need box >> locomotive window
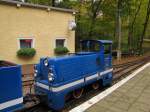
[56,39,65,47]
[81,41,100,52]
[19,38,34,49]
[94,43,100,51]
[104,44,111,54]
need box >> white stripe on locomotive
[0,97,23,110]
[35,68,113,92]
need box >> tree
[26,0,53,6]
[24,0,150,53]
[52,0,55,6]
[139,0,150,54]
[88,0,103,38]
[116,0,123,60]
[128,0,142,51]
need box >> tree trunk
[76,1,82,51]
[52,0,55,6]
[139,0,150,54]
[89,0,103,38]
[116,0,122,60]
[128,0,142,51]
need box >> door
[104,44,112,69]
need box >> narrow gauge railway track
[23,80,34,86]
[113,56,150,80]
[22,56,150,112]
[113,55,150,68]
[16,104,47,112]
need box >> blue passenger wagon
[0,61,23,112]
[34,40,113,110]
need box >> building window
[18,38,34,49]
[56,39,66,47]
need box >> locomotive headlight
[34,72,37,77]
[35,70,38,73]
[34,70,38,77]
[44,58,49,67]
[34,65,38,77]
[48,72,54,81]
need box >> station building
[0,0,76,65]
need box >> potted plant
[54,47,69,55]
[17,48,36,59]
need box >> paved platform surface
[86,66,150,112]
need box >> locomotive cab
[78,40,112,69]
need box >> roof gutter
[0,0,77,14]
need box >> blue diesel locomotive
[34,40,113,110]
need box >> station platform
[70,63,150,112]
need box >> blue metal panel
[53,53,101,83]
[39,53,104,85]
[0,61,23,112]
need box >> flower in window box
[24,39,32,43]
[54,47,69,55]
[17,48,36,58]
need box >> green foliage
[54,47,69,55]
[55,0,77,9]
[24,0,150,53]
[17,48,36,58]
[26,0,52,6]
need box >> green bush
[54,47,69,55]
[17,48,36,58]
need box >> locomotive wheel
[92,82,100,90]
[73,88,84,99]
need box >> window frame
[103,43,112,56]
[17,38,35,49]
[54,38,67,48]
